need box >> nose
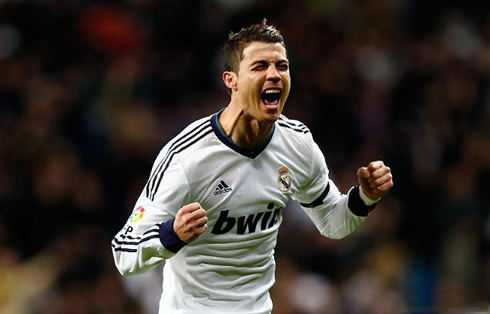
[266,65,281,82]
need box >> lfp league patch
[128,206,145,223]
[277,166,291,193]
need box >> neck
[219,104,275,150]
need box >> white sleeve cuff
[359,186,380,206]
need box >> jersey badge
[128,206,145,223]
[277,166,291,193]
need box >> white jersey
[111,110,373,314]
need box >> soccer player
[112,20,393,314]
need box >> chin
[262,111,281,122]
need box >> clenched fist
[357,160,393,201]
[174,202,208,243]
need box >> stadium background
[0,0,489,313]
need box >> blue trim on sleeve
[159,218,187,253]
[300,182,330,208]
[348,185,376,217]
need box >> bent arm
[111,150,190,275]
[111,198,176,275]
[299,181,374,239]
[294,141,376,239]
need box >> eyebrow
[250,59,289,66]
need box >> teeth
[264,89,281,94]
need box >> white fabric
[112,113,366,314]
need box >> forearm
[301,185,375,239]
[111,222,177,275]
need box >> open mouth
[261,88,281,108]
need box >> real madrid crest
[277,166,291,193]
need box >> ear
[222,71,238,91]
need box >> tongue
[263,98,279,108]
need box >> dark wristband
[159,218,187,253]
[348,185,376,217]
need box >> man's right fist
[174,202,208,243]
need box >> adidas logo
[214,180,232,195]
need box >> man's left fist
[357,160,393,201]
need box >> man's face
[232,41,291,123]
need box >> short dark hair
[223,19,285,73]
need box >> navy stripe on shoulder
[279,115,306,125]
[278,122,310,134]
[146,119,211,198]
[150,127,212,200]
[278,116,310,134]
[279,116,309,130]
[146,123,212,200]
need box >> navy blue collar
[210,110,275,159]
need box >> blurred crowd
[0,0,489,313]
